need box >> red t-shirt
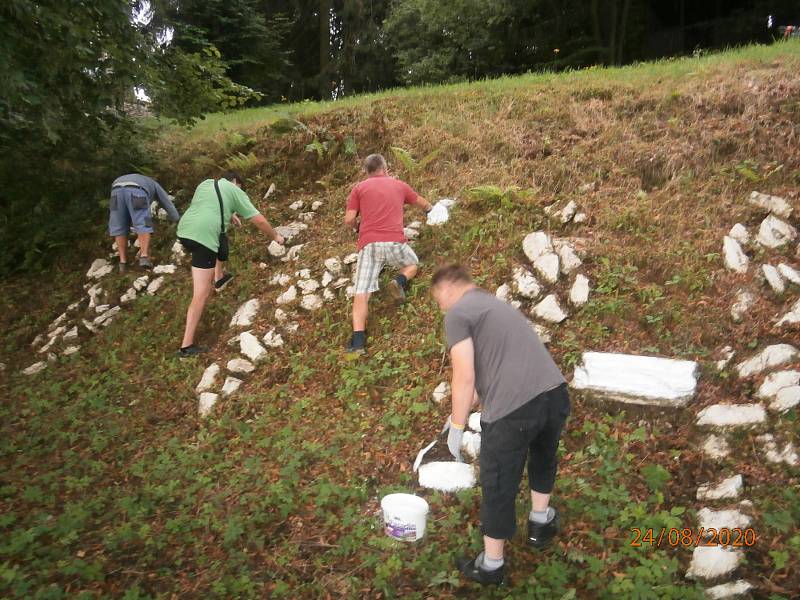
[346,175,418,250]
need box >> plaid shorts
[353,242,419,294]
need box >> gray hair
[363,154,387,174]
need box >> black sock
[395,274,408,290]
[351,331,366,348]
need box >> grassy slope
[2,42,800,598]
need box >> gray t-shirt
[112,174,180,222]
[445,288,566,423]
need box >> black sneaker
[345,341,366,356]
[214,273,234,291]
[456,555,506,586]
[178,345,205,359]
[387,279,406,303]
[527,508,560,550]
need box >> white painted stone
[262,329,284,348]
[333,277,351,289]
[696,475,744,501]
[468,412,482,432]
[62,345,80,357]
[510,300,522,309]
[736,344,799,378]
[702,434,731,459]
[533,253,560,284]
[322,256,343,277]
[756,214,797,249]
[432,381,450,404]
[95,304,110,314]
[82,319,99,334]
[133,275,149,291]
[439,198,457,208]
[146,276,165,295]
[757,370,800,399]
[198,392,218,417]
[730,289,755,322]
[512,267,542,299]
[321,271,334,287]
[93,306,121,326]
[571,352,699,407]
[778,263,800,285]
[522,232,553,262]
[297,279,320,294]
[573,212,588,224]
[274,308,288,322]
[728,223,750,245]
[276,285,298,305]
[461,431,481,460]
[715,346,734,372]
[227,333,242,348]
[697,508,752,533]
[758,434,799,465]
[48,325,67,339]
[195,363,220,393]
[323,288,335,301]
[63,326,78,341]
[300,293,323,311]
[532,322,552,344]
[153,264,176,274]
[569,274,590,306]
[284,321,299,333]
[120,288,137,304]
[426,201,450,225]
[685,546,742,581]
[49,313,68,330]
[404,227,419,239]
[22,361,47,375]
[87,258,113,279]
[554,240,582,274]
[268,240,286,257]
[761,264,786,293]
[240,332,267,362]
[722,236,749,274]
[289,200,304,210]
[772,386,800,413]
[299,211,315,223]
[408,221,422,229]
[311,200,323,211]
[281,244,304,262]
[696,404,766,428]
[230,299,260,327]
[495,283,512,303]
[87,284,103,308]
[227,358,255,375]
[705,580,753,600]
[748,191,793,218]
[269,273,291,286]
[274,222,308,241]
[776,298,800,327]
[38,336,57,355]
[559,200,577,224]
[418,462,476,492]
[532,294,568,323]
[171,240,186,263]
[31,334,45,348]
[345,285,355,299]
[221,376,243,398]
[343,253,359,265]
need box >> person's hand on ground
[443,416,464,462]
[273,233,285,245]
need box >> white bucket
[380,493,429,542]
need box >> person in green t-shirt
[176,171,285,358]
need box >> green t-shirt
[177,179,260,252]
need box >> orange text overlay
[630,527,757,548]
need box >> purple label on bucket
[385,519,417,541]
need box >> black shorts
[179,237,228,269]
[479,383,570,539]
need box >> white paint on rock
[569,274,590,306]
[495,283,512,303]
[696,404,766,428]
[705,580,754,600]
[757,370,800,399]
[297,279,320,294]
[153,264,176,274]
[696,474,744,501]
[120,288,137,304]
[230,299,260,327]
[758,434,799,465]
[418,461,476,492]
[171,240,186,263]
[756,214,797,249]
[269,273,291,286]
[404,227,419,239]
[426,201,450,225]
[268,241,286,257]
[343,253,359,265]
[311,200,323,211]
[432,381,450,404]
[22,362,47,376]
[468,412,482,432]
[715,346,735,371]
[333,277,351,289]
[533,253,560,284]
[702,434,731,459]
[321,271,334,287]
[262,329,284,348]
[571,352,699,407]
[146,276,165,295]
[512,267,541,299]
[748,191,793,218]
[289,200,304,211]
[63,326,78,341]
[300,293,323,311]
[276,285,298,305]
[62,345,80,357]
[728,223,750,245]
[761,264,786,293]
[221,376,243,398]
[281,244,304,262]
[697,508,752,533]
[522,232,553,261]
[532,294,568,323]
[274,222,308,241]
[461,431,481,460]
[87,258,113,279]
[198,392,218,417]
[133,275,150,291]
[227,358,255,375]
[195,363,220,393]
[730,289,755,322]
[722,236,749,274]
[559,200,578,224]
[777,263,800,285]
[776,298,800,327]
[554,240,582,274]
[323,288,335,301]
[240,332,267,362]
[685,546,742,581]
[771,386,800,413]
[736,344,799,378]
[532,322,552,344]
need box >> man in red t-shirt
[344,154,433,353]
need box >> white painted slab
[685,546,742,581]
[736,344,799,378]
[418,462,476,492]
[696,404,766,428]
[571,352,699,407]
[696,475,743,501]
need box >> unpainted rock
[133,275,150,291]
[281,244,304,262]
[757,434,798,465]
[321,271,334,287]
[702,434,731,459]
[22,361,47,376]
[289,200,304,211]
[153,264,176,274]
[87,258,113,279]
[343,253,359,265]
[730,289,755,322]
[62,345,80,357]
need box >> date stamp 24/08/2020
[630,527,757,548]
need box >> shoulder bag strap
[213,179,226,234]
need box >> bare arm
[415,195,433,213]
[250,214,284,244]
[449,338,476,428]
[344,209,358,229]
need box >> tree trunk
[319,0,331,98]
[591,0,604,63]
[616,0,631,64]
[608,0,618,65]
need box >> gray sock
[530,506,555,524]
[476,551,504,571]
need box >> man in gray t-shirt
[431,264,571,587]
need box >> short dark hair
[431,264,472,287]
[223,170,243,185]
[363,154,387,174]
